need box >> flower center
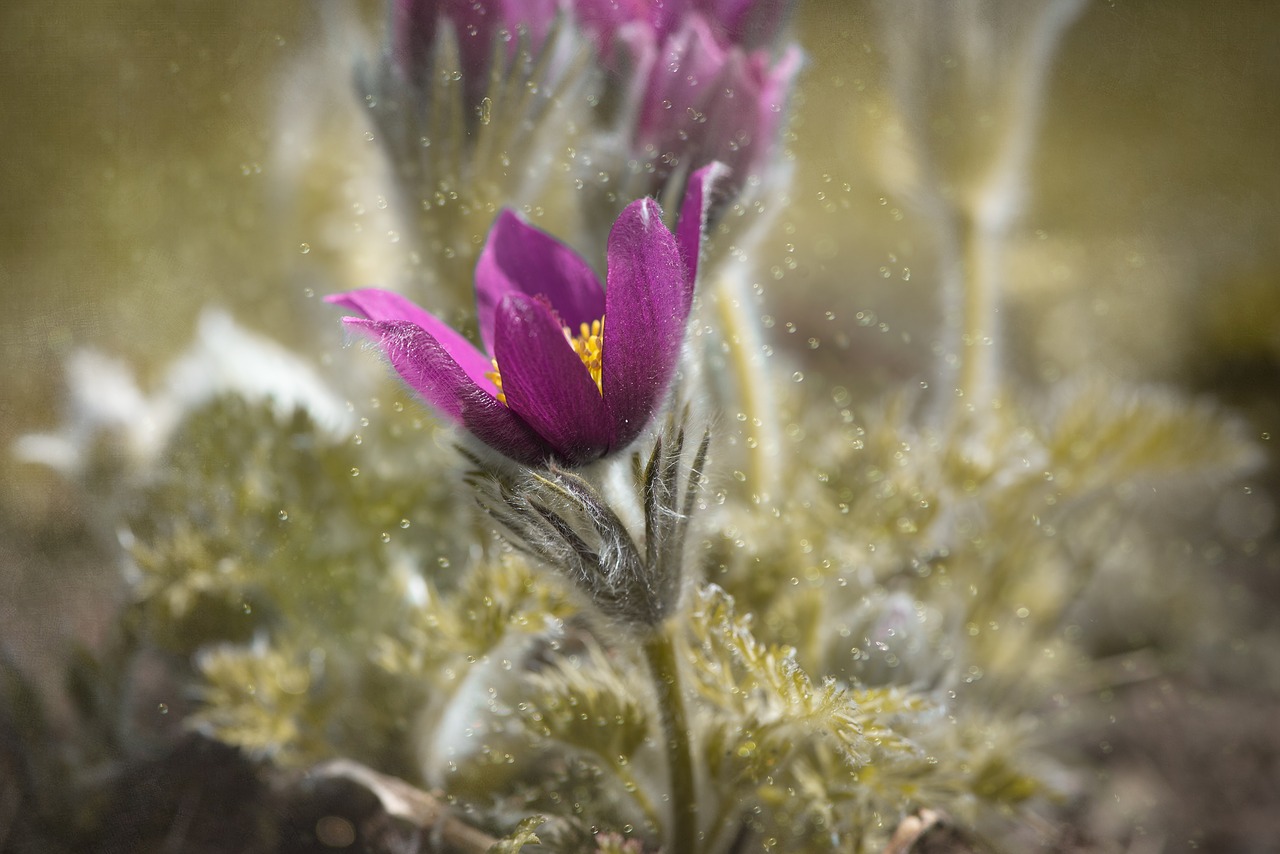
[569,318,605,395]
[485,316,605,406]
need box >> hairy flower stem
[643,627,698,854]
[953,209,1001,422]
[715,271,778,500]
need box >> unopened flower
[573,0,800,189]
[630,12,800,189]
[328,164,723,468]
[385,0,798,190]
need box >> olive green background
[1,1,1278,845]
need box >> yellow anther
[485,358,507,405]
[568,317,605,395]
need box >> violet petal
[342,317,550,465]
[600,198,689,449]
[326,289,496,393]
[475,210,606,355]
[675,161,729,306]
[492,294,614,465]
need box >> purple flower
[327,165,724,468]
[385,0,797,188]
[629,12,801,188]
[572,0,800,189]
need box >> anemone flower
[630,13,801,190]
[327,164,724,468]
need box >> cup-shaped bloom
[328,165,724,468]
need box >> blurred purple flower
[572,0,800,188]
[628,12,801,188]
[328,165,724,468]
[386,0,797,187]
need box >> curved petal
[600,198,689,449]
[636,15,729,146]
[326,289,496,393]
[342,317,550,465]
[492,294,614,465]
[475,210,606,355]
[675,161,730,305]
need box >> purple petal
[600,198,689,449]
[390,0,439,81]
[326,289,495,393]
[342,317,550,465]
[475,210,606,355]
[636,15,729,146]
[492,294,614,465]
[675,161,729,304]
[708,0,791,47]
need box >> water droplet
[277,510,289,521]
[157,703,169,715]
[400,518,411,529]
[350,467,360,477]
[380,532,391,544]
[298,242,311,254]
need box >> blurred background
[2,0,1278,849]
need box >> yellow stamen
[485,358,507,405]
[569,317,605,395]
[484,316,605,407]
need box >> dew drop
[278,510,289,521]
[298,242,311,254]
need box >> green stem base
[643,628,697,854]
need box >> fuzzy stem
[954,210,1000,419]
[715,274,777,501]
[643,627,698,854]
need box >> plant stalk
[715,272,778,501]
[643,627,697,854]
[955,209,1001,421]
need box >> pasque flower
[328,165,723,468]
[626,11,801,189]
[385,0,797,188]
